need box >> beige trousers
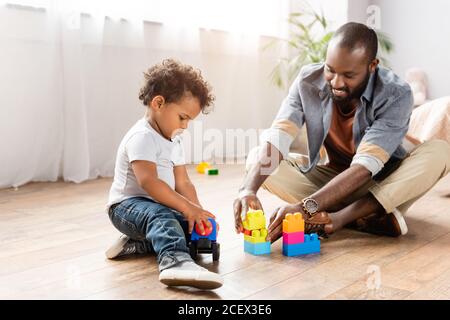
[246,140,450,215]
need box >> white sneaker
[105,234,137,259]
[159,261,223,290]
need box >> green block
[207,168,219,175]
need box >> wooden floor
[1,164,450,300]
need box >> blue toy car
[189,218,220,261]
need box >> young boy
[105,59,223,290]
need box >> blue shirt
[260,63,414,176]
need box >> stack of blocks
[282,212,320,256]
[242,210,271,255]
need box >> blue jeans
[108,197,193,271]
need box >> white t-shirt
[107,118,185,210]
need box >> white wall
[348,0,450,99]
[347,0,370,23]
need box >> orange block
[282,212,304,233]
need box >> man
[233,22,450,242]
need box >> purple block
[282,231,304,245]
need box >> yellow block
[244,228,268,243]
[196,162,211,174]
[282,212,304,233]
[242,209,266,231]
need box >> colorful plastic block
[244,240,271,255]
[244,228,268,243]
[282,233,320,257]
[282,231,304,245]
[196,162,212,174]
[282,212,304,233]
[242,209,266,231]
[191,218,217,241]
[206,168,219,175]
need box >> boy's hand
[233,190,263,234]
[267,203,307,242]
[185,204,215,234]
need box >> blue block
[282,233,320,256]
[244,240,271,255]
[191,218,217,241]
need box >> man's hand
[183,203,215,234]
[233,190,264,234]
[267,203,307,242]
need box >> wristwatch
[301,197,319,217]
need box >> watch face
[305,199,318,213]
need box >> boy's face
[151,93,202,140]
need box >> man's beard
[327,71,371,108]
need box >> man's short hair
[332,22,378,62]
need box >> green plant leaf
[376,31,394,53]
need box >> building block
[244,228,268,243]
[242,210,270,254]
[206,168,219,175]
[282,212,304,233]
[191,218,217,241]
[282,233,320,257]
[306,233,319,242]
[242,209,266,231]
[196,162,212,174]
[282,231,304,245]
[244,240,271,255]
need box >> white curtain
[0,1,291,188]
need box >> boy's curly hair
[139,59,215,114]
